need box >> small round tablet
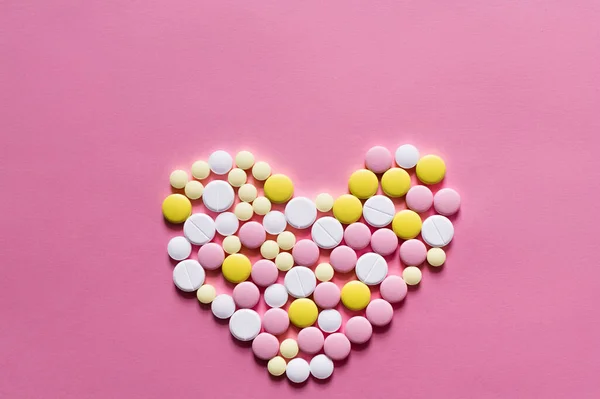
[196,284,216,304]
[284,266,316,298]
[280,338,299,359]
[406,185,433,213]
[167,236,192,261]
[286,358,310,383]
[275,252,294,271]
[208,150,233,175]
[252,196,271,215]
[313,282,341,309]
[203,180,235,212]
[392,210,422,240]
[381,168,411,198]
[235,150,255,170]
[399,239,427,266]
[365,146,393,173]
[380,275,408,303]
[343,222,371,250]
[211,294,236,319]
[318,309,342,333]
[173,260,205,292]
[332,194,363,224]
[234,202,253,221]
[252,161,271,181]
[263,174,294,204]
[262,308,290,335]
[285,197,317,229]
[229,309,261,341]
[348,169,379,199]
[183,213,216,245]
[162,194,192,224]
[370,228,398,256]
[260,240,280,260]
[227,168,247,187]
[395,144,420,169]
[215,212,239,236]
[222,254,252,283]
[330,245,357,273]
[403,266,422,285]
[251,259,278,286]
[288,298,319,328]
[169,169,188,189]
[366,298,393,327]
[252,333,279,360]
[363,195,395,228]
[297,327,324,354]
[311,216,343,249]
[292,239,320,266]
[191,160,210,179]
[416,154,446,184]
[268,356,287,377]
[434,187,461,216]
[238,184,258,202]
[310,354,334,380]
[315,193,334,212]
[344,316,372,344]
[232,281,260,308]
[276,231,296,250]
[421,215,454,247]
[238,221,266,249]
[324,333,351,361]
[197,242,225,270]
[355,252,388,285]
[427,247,446,267]
[340,281,371,311]
[263,211,287,235]
[184,180,204,200]
[264,283,288,308]
[315,263,334,282]
[222,235,241,254]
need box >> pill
[311,216,343,249]
[297,327,324,354]
[202,180,235,212]
[169,169,188,189]
[421,215,454,247]
[315,263,334,282]
[268,356,287,377]
[211,294,236,319]
[310,354,334,380]
[235,150,255,170]
[332,194,363,224]
[284,266,317,298]
[172,260,205,292]
[292,239,320,266]
[344,316,372,344]
[406,185,433,213]
[427,247,446,267]
[260,240,280,259]
[370,228,398,256]
[263,211,287,235]
[318,309,342,333]
[343,222,371,250]
[280,338,299,358]
[395,144,420,169]
[366,298,393,327]
[264,283,288,308]
[348,169,379,199]
[416,154,446,184]
[263,174,294,204]
[252,196,271,215]
[197,242,225,270]
[234,202,253,221]
[238,221,266,249]
[222,235,241,254]
[238,183,258,202]
[340,281,371,311]
[162,193,192,224]
[222,254,252,283]
[315,193,334,212]
[191,160,210,179]
[252,161,272,181]
[363,195,395,227]
[276,231,296,250]
[167,236,192,261]
[183,213,216,245]
[434,187,461,216]
[285,197,317,229]
[323,333,351,361]
[262,308,290,335]
[227,168,247,187]
[208,150,233,175]
[251,259,279,287]
[399,239,427,266]
[275,252,294,271]
[232,281,260,308]
[381,168,411,197]
[391,210,422,239]
[380,275,408,303]
[313,282,341,309]
[184,180,204,200]
[252,333,280,360]
[196,284,216,304]
[286,358,310,383]
[229,309,261,341]
[403,266,422,285]
[365,146,393,173]
[214,212,239,236]
[355,252,388,285]
[330,245,357,273]
[288,298,318,328]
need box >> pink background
[1,1,600,398]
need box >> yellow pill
[222,254,251,283]
[184,180,204,200]
[280,338,299,359]
[252,161,272,181]
[252,196,272,215]
[276,231,296,250]
[340,281,371,311]
[416,155,446,185]
[222,236,241,254]
[238,184,258,202]
[268,356,287,376]
[403,266,422,285]
[315,263,334,282]
[275,252,294,271]
[288,298,318,328]
[348,169,379,199]
[228,168,247,187]
[332,194,363,224]
[162,194,192,224]
[169,169,188,189]
[427,247,446,267]
[315,193,334,212]
[191,160,210,179]
[261,240,280,260]
[235,150,255,170]
[391,210,422,239]
[381,168,411,197]
[234,202,253,221]
[196,284,216,304]
[263,174,294,204]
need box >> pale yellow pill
[196,284,216,304]
[280,338,299,359]
[234,202,254,221]
[275,252,294,271]
[315,263,334,282]
[427,248,446,267]
[315,193,334,212]
[191,160,210,180]
[403,266,422,285]
[223,235,241,254]
[261,240,280,260]
[277,231,296,250]
[228,168,247,187]
[268,356,287,377]
[238,184,258,202]
[169,169,188,189]
[235,150,255,170]
[252,196,272,215]
[252,161,272,181]
[184,180,204,200]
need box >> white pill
[317,309,342,333]
[183,213,216,245]
[229,309,261,341]
[395,144,420,169]
[284,266,317,298]
[285,197,317,229]
[172,260,205,292]
[215,212,239,236]
[264,283,289,308]
[355,252,388,285]
[310,354,334,380]
[421,215,454,247]
[363,195,395,228]
[167,236,192,260]
[286,358,310,384]
[263,211,287,235]
[202,180,235,212]
[211,294,236,319]
[208,150,233,175]
[311,217,343,249]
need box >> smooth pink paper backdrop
[2,1,600,398]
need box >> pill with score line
[421,215,454,247]
[355,252,388,285]
[183,213,216,245]
[311,216,343,249]
[284,266,317,298]
[202,180,235,212]
[172,259,205,292]
[363,195,395,228]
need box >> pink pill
[434,188,461,216]
[251,259,278,287]
[344,222,371,250]
[324,333,351,360]
[406,185,433,213]
[252,332,280,360]
[238,221,266,249]
[399,239,427,266]
[292,239,320,266]
[366,299,393,327]
[197,243,225,270]
[370,229,398,256]
[329,245,357,273]
[365,146,393,174]
[380,275,408,303]
[297,327,324,354]
[232,281,260,308]
[313,282,341,309]
[344,316,373,344]
[262,307,290,335]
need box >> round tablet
[324,333,351,361]
[268,356,287,377]
[227,168,247,187]
[297,327,324,354]
[313,282,341,309]
[211,294,236,319]
[403,266,422,285]
[197,242,225,270]
[427,247,446,267]
[381,168,411,198]
[252,196,271,215]
[344,316,372,344]
[370,228,398,256]
[235,150,255,170]
[264,283,288,308]
[263,211,287,235]
[395,144,420,169]
[288,298,318,328]
[311,216,343,249]
[263,174,294,204]
[355,252,388,285]
[310,354,334,380]
[191,160,210,179]
[234,202,253,221]
[315,193,334,212]
[202,180,235,212]
[392,210,422,240]
[332,194,363,224]
[167,236,192,261]
[434,188,461,216]
[232,281,260,308]
[399,239,427,266]
[276,231,296,250]
[363,195,395,228]
[343,222,371,250]
[238,221,266,249]
[284,266,316,298]
[184,180,204,200]
[318,309,342,333]
[285,197,317,229]
[169,169,188,189]
[406,185,433,213]
[222,235,241,254]
[238,184,258,202]
[275,252,294,271]
[183,213,216,245]
[286,358,310,383]
[421,215,454,247]
[196,284,216,304]
[222,254,252,283]
[340,281,371,311]
[365,146,393,173]
[380,275,408,303]
[416,154,446,184]
[315,263,334,282]
[252,333,279,360]
[252,161,271,181]
[215,212,239,236]
[162,194,192,224]
[251,259,278,287]
[208,150,233,175]
[229,309,261,341]
[280,338,299,358]
[292,239,320,266]
[366,299,393,327]
[260,240,280,260]
[262,308,290,335]
[330,245,357,273]
[348,169,379,199]
[173,260,205,292]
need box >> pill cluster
[162,145,460,383]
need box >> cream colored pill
[196,284,216,304]
[403,266,422,285]
[169,170,188,189]
[280,338,299,359]
[184,180,204,199]
[191,160,210,179]
[268,356,287,376]
[223,235,241,254]
[277,231,296,250]
[275,252,294,271]
[427,247,446,267]
[228,168,247,187]
[234,202,253,221]
[252,196,271,215]
[261,240,280,260]
[238,184,258,202]
[315,263,334,282]
[252,161,272,181]
[235,151,255,170]
[315,193,334,212]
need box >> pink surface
[1,1,600,398]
